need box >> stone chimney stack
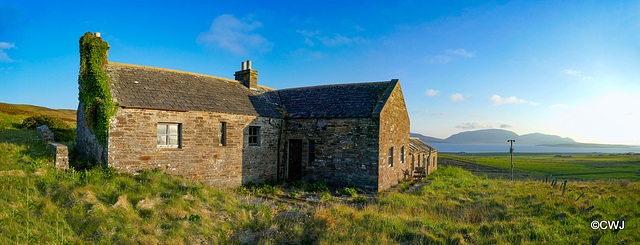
[234,60,258,89]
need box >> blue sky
[1,0,639,144]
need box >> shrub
[22,115,75,142]
[353,196,367,203]
[262,184,282,195]
[289,192,300,199]
[339,187,358,197]
[307,182,329,192]
[320,192,332,201]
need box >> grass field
[1,105,639,243]
[441,153,640,181]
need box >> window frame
[400,146,405,163]
[308,140,316,163]
[248,126,261,146]
[388,147,394,167]
[220,122,227,146]
[157,123,181,148]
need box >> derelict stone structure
[409,137,438,175]
[76,32,420,191]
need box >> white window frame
[157,123,181,148]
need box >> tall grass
[1,122,638,243]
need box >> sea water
[429,143,640,153]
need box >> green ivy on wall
[78,32,117,146]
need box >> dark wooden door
[288,139,303,180]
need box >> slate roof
[409,138,436,153]
[105,63,396,119]
[105,63,282,118]
[277,82,393,118]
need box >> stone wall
[35,125,69,170]
[47,142,69,170]
[376,82,410,191]
[76,102,109,165]
[36,125,54,142]
[107,108,282,187]
[283,118,380,190]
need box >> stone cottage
[76,32,415,191]
[409,138,438,175]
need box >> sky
[1,0,639,145]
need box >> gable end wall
[377,83,410,191]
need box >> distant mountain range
[410,129,634,148]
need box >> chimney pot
[95,32,101,38]
[234,60,258,89]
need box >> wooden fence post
[576,192,584,201]
[553,178,557,189]
[561,180,567,197]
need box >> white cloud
[430,112,449,117]
[446,48,476,58]
[289,48,325,60]
[317,34,366,47]
[561,69,581,76]
[425,55,453,64]
[0,42,16,63]
[489,94,537,106]
[456,121,493,129]
[450,93,467,102]
[426,48,476,64]
[561,68,594,81]
[296,30,320,46]
[425,89,440,97]
[197,14,273,55]
[500,123,514,128]
[296,30,320,37]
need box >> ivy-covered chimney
[234,60,258,89]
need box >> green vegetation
[78,32,117,146]
[0,102,76,124]
[21,115,75,142]
[442,153,640,181]
[2,110,638,243]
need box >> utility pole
[508,140,515,181]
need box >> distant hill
[409,133,450,143]
[446,129,519,144]
[444,129,576,145]
[0,102,76,123]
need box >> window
[308,140,316,163]
[388,147,394,167]
[248,126,260,146]
[417,154,421,167]
[220,122,227,146]
[400,146,405,163]
[157,123,180,148]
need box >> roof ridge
[107,62,274,90]
[277,81,391,91]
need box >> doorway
[288,139,303,180]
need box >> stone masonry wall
[284,118,380,191]
[76,102,108,165]
[108,108,282,188]
[377,83,410,191]
[47,142,69,170]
